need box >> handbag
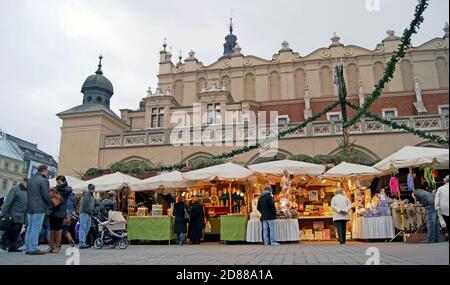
[0,216,12,231]
[50,189,63,207]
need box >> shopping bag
[0,216,12,231]
[205,221,212,233]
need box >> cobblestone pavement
[0,241,448,265]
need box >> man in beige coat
[331,189,352,245]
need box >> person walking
[173,196,188,245]
[47,175,73,253]
[257,186,280,246]
[188,195,204,245]
[0,178,28,252]
[331,189,352,245]
[78,184,95,249]
[25,165,52,255]
[435,175,449,231]
[413,187,440,243]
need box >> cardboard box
[314,231,323,240]
[322,229,331,240]
[305,229,314,236]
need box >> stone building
[57,22,449,177]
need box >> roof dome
[81,56,114,108]
[81,73,114,95]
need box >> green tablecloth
[128,216,176,241]
[220,215,248,241]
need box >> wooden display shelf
[298,216,334,220]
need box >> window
[206,103,221,125]
[439,105,449,116]
[13,181,18,187]
[327,112,341,122]
[2,179,7,190]
[382,108,398,119]
[3,161,9,171]
[14,164,19,173]
[277,115,289,126]
[151,107,165,129]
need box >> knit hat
[88,184,95,191]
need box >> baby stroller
[93,211,128,250]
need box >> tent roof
[129,171,195,193]
[373,146,449,172]
[73,172,141,193]
[248,159,325,176]
[323,162,381,178]
[182,162,254,181]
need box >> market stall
[248,160,326,242]
[373,146,449,242]
[127,171,192,242]
[182,162,257,242]
[322,162,395,241]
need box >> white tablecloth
[352,216,395,240]
[246,219,300,243]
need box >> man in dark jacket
[0,178,28,252]
[48,175,73,253]
[257,186,280,246]
[100,191,117,218]
[413,188,440,243]
[78,184,95,249]
[188,195,204,245]
[25,165,52,255]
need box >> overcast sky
[0,0,448,161]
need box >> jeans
[176,233,184,245]
[262,220,277,245]
[426,207,440,242]
[78,213,91,246]
[1,222,23,250]
[25,213,45,252]
[334,220,347,244]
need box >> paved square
[0,241,448,265]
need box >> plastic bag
[204,221,212,233]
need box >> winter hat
[88,184,95,191]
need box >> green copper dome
[81,56,114,108]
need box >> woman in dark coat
[48,175,73,253]
[188,195,204,245]
[173,196,188,245]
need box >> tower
[220,18,238,59]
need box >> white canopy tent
[181,162,255,181]
[373,146,449,172]
[129,171,196,194]
[72,172,142,193]
[49,176,83,188]
[248,159,326,176]
[322,162,382,178]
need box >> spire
[229,17,234,34]
[163,38,167,51]
[444,22,449,38]
[96,54,103,75]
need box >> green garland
[344,0,430,129]
[346,101,448,146]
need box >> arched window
[197,78,206,94]
[174,80,184,105]
[294,69,305,98]
[346,64,359,95]
[436,57,449,88]
[244,73,255,100]
[373,62,388,92]
[2,179,7,190]
[221,76,231,92]
[401,60,414,91]
[269,71,281,100]
[320,66,334,96]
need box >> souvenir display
[151,204,163,216]
[136,206,149,216]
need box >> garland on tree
[344,0,430,128]
[346,101,448,146]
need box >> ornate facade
[57,22,449,177]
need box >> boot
[47,230,55,253]
[52,230,62,253]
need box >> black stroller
[92,209,128,250]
